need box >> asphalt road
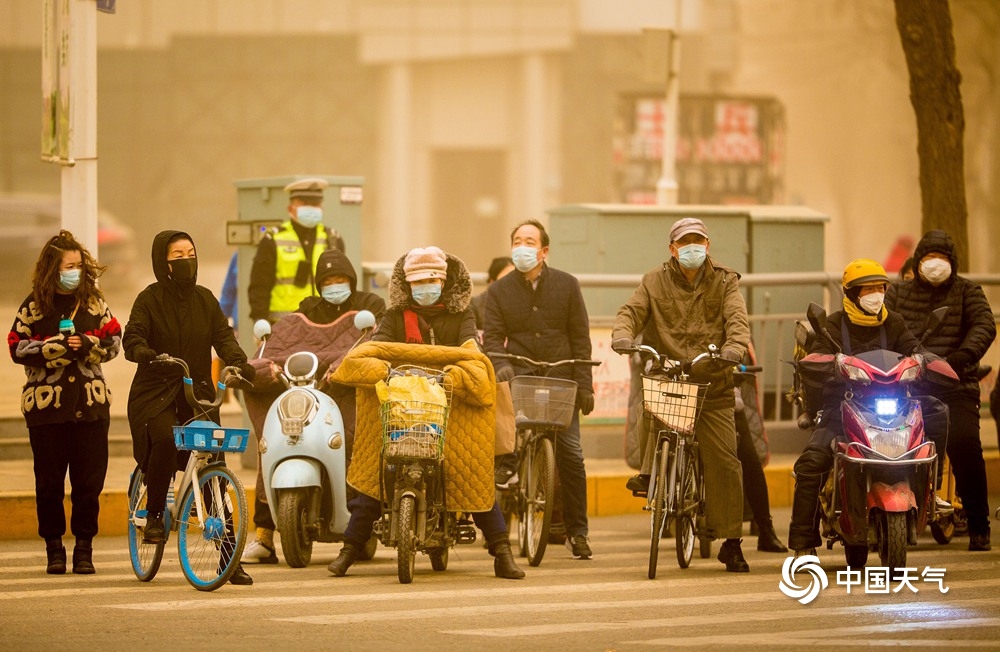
[3,507,1000,651]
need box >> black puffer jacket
[296,248,386,325]
[885,230,996,392]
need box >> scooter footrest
[455,524,477,545]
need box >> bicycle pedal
[455,524,477,545]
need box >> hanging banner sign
[41,0,72,163]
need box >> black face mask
[168,258,198,283]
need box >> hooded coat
[372,250,477,346]
[296,248,386,325]
[124,230,249,463]
[885,230,996,393]
[329,251,495,510]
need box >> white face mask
[920,258,951,285]
[859,291,885,315]
[295,205,323,228]
[511,246,539,273]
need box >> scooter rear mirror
[354,310,377,331]
[806,302,841,353]
[253,319,272,340]
[806,302,827,336]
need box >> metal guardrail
[363,264,1000,432]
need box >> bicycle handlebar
[487,352,601,371]
[617,343,743,376]
[151,355,248,413]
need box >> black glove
[946,350,973,373]
[495,365,515,384]
[576,388,595,416]
[237,362,257,382]
[134,347,157,364]
[611,337,634,353]
[720,348,742,363]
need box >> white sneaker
[935,495,954,515]
[241,539,278,564]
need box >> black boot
[490,540,525,579]
[328,542,359,577]
[143,512,165,544]
[228,564,254,585]
[45,539,66,575]
[756,518,788,553]
[717,538,750,572]
[72,539,95,574]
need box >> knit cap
[403,246,448,282]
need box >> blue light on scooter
[875,398,898,416]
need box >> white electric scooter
[253,310,377,567]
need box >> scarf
[842,296,886,327]
[402,309,424,344]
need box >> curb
[3,455,997,542]
[0,464,798,541]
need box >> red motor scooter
[798,304,958,570]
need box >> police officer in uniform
[248,178,346,324]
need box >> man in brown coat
[611,217,751,572]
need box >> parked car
[0,193,138,295]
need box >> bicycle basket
[173,420,250,453]
[641,375,708,435]
[377,365,452,460]
[509,376,578,428]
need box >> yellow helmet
[842,258,889,290]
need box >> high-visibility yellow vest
[268,221,329,321]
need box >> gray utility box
[546,204,828,399]
[227,175,364,358]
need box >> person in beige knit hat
[327,245,524,580]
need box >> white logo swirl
[778,554,828,604]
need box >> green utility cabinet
[227,175,364,359]
[546,204,828,395]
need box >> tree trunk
[893,0,968,270]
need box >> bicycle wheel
[523,437,555,567]
[648,438,670,579]
[127,467,164,582]
[397,495,416,584]
[176,465,248,592]
[675,450,698,569]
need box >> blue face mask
[58,269,82,292]
[295,205,323,229]
[677,244,707,270]
[321,282,351,305]
[411,283,442,306]
[511,246,539,273]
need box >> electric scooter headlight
[842,364,871,384]
[864,427,908,459]
[278,388,319,436]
